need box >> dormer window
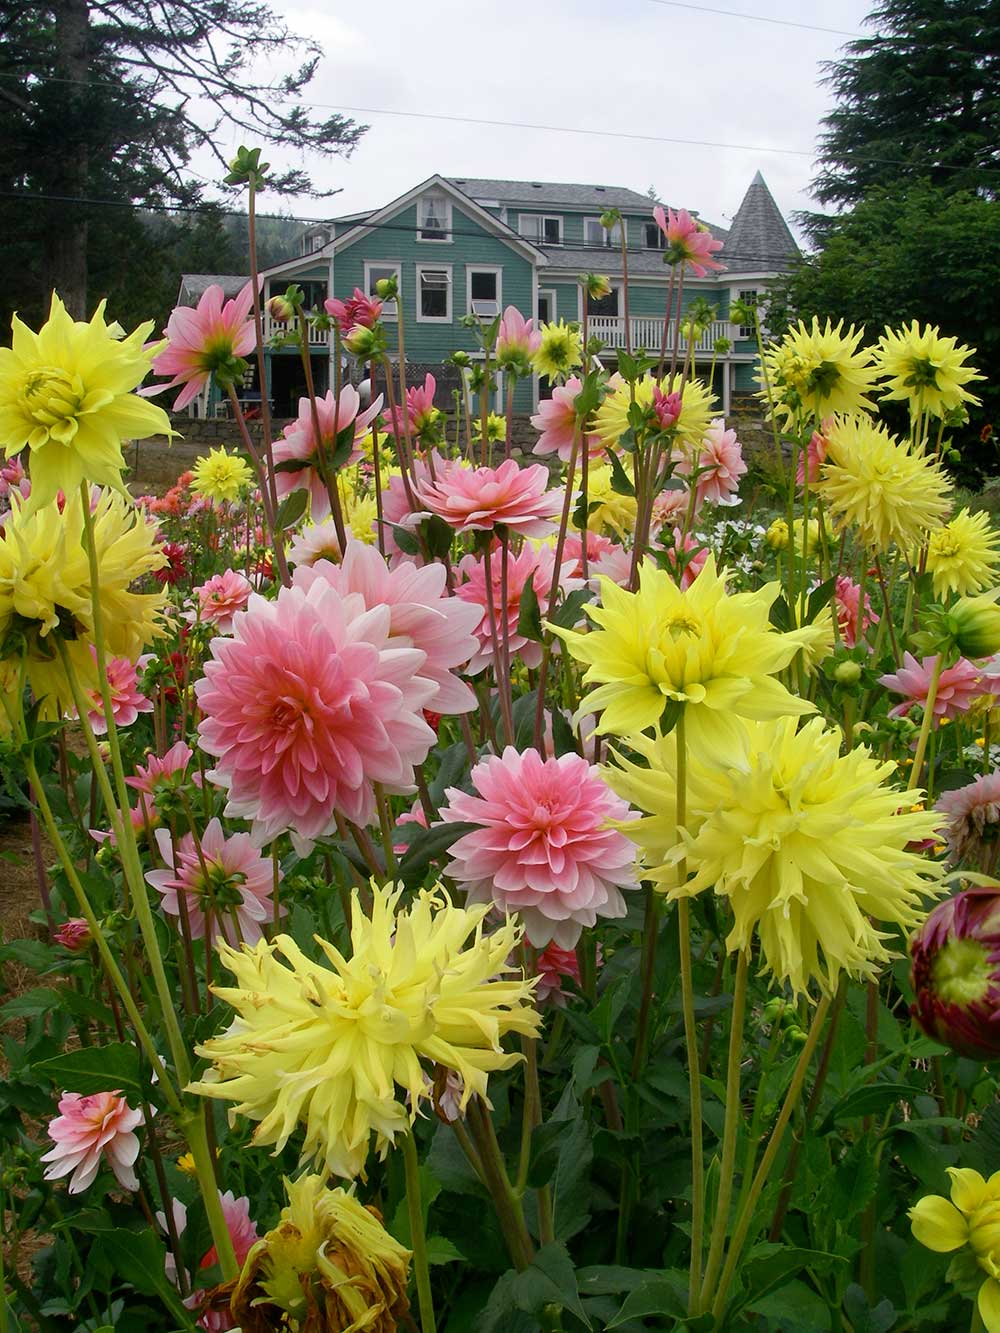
[644,221,662,249]
[584,217,622,248]
[301,229,328,256]
[518,214,562,246]
[418,193,451,242]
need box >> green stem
[183,1107,238,1280]
[907,654,945,792]
[402,1130,436,1333]
[467,1099,534,1270]
[711,994,832,1322]
[700,948,749,1307]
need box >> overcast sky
[208,0,876,237]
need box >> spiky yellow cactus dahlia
[875,321,983,419]
[593,372,716,451]
[760,317,878,428]
[189,882,540,1179]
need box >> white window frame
[416,263,453,323]
[583,216,622,248]
[363,261,401,320]
[580,281,623,322]
[518,213,563,246]
[537,288,557,323]
[736,287,759,339]
[643,220,662,250]
[466,264,503,319]
[417,193,452,243]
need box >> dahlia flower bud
[950,592,1000,659]
[374,275,398,300]
[54,918,92,951]
[227,1173,411,1331]
[834,659,862,686]
[910,886,1000,1059]
[266,293,297,323]
[765,517,789,551]
[651,386,682,431]
[343,323,380,358]
[582,272,612,301]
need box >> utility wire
[643,0,861,39]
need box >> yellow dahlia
[594,373,716,451]
[550,554,819,757]
[910,1168,1000,1333]
[531,320,583,382]
[760,318,878,429]
[471,412,508,445]
[189,882,539,1179]
[926,509,1000,599]
[814,414,952,551]
[607,716,941,996]
[0,293,171,511]
[875,321,984,419]
[229,1173,411,1333]
[0,490,167,716]
[190,446,254,504]
[580,462,638,539]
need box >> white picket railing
[588,316,735,354]
[261,313,332,347]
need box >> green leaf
[0,986,62,1023]
[97,1229,196,1324]
[35,1042,146,1097]
[0,939,56,970]
[421,513,456,560]
[807,575,837,623]
[604,448,636,497]
[606,1273,687,1325]
[517,573,544,643]
[396,821,474,889]
[820,1082,924,1131]
[426,1235,464,1265]
[518,1243,592,1327]
[527,1119,565,1189]
[391,523,421,555]
[549,587,594,631]
[274,487,309,531]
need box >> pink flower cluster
[272,385,383,522]
[42,1090,143,1193]
[190,569,253,632]
[652,205,726,277]
[879,653,999,722]
[417,459,559,537]
[676,420,746,508]
[324,287,383,337]
[440,746,639,948]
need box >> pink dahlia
[380,449,468,563]
[536,943,580,1006]
[195,582,436,849]
[440,746,639,948]
[153,541,190,587]
[74,650,152,735]
[54,918,91,951]
[294,540,479,714]
[127,741,194,798]
[879,652,985,722]
[496,306,542,375]
[91,799,159,848]
[271,386,384,523]
[834,575,878,649]
[797,425,830,487]
[148,282,257,411]
[650,485,693,535]
[652,386,682,431]
[324,288,382,337]
[938,773,1000,866]
[146,817,279,946]
[190,569,253,633]
[416,459,559,537]
[159,1190,260,1331]
[288,519,344,568]
[677,419,746,508]
[664,528,709,590]
[562,531,631,586]
[531,378,602,463]
[41,1090,143,1193]
[383,373,441,443]
[652,205,725,277]
[455,543,579,675]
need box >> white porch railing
[261,314,332,347]
[588,316,735,354]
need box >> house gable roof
[177,273,247,306]
[723,172,800,275]
[448,176,657,212]
[331,175,547,263]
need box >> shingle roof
[448,176,659,211]
[177,274,247,305]
[722,172,799,274]
[537,246,676,277]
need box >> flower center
[18,366,84,425]
[903,356,941,391]
[663,612,701,641]
[931,935,992,1008]
[930,530,962,559]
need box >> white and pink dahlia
[74,650,153,734]
[440,746,639,948]
[272,386,383,522]
[41,1090,143,1194]
[676,419,746,508]
[195,582,436,848]
[190,569,253,632]
[293,540,479,714]
[146,817,279,945]
[416,459,559,537]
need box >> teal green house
[178,171,798,420]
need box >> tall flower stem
[467,1099,534,1270]
[183,1106,238,1278]
[402,1129,437,1333]
[225,384,290,586]
[295,306,348,552]
[907,654,945,792]
[482,539,515,747]
[656,267,677,381]
[533,429,580,751]
[699,948,749,1308]
[246,180,281,528]
[710,994,832,1322]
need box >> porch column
[722,360,732,417]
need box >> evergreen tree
[814,0,1000,208]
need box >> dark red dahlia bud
[423,710,442,733]
[910,887,1000,1059]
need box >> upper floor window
[364,261,401,319]
[518,213,562,246]
[643,221,662,249]
[301,228,328,255]
[584,216,622,248]
[417,265,452,322]
[467,266,502,319]
[418,194,451,241]
[737,288,759,339]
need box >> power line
[0,188,806,266]
[643,0,861,39]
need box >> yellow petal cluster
[551,554,819,758]
[910,1167,1000,1332]
[0,489,167,717]
[594,372,716,451]
[925,508,1000,599]
[875,321,984,419]
[580,462,638,539]
[607,716,941,997]
[189,881,539,1179]
[0,294,171,510]
[760,318,879,429]
[531,320,583,382]
[190,447,254,504]
[229,1172,411,1333]
[815,414,952,551]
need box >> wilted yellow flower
[190,447,254,504]
[926,509,1000,599]
[531,320,583,382]
[550,554,818,757]
[760,318,878,429]
[582,272,612,302]
[580,462,638,539]
[594,373,716,451]
[0,294,171,511]
[189,882,539,1179]
[910,1167,1000,1333]
[176,1152,198,1176]
[228,1173,411,1333]
[875,321,984,419]
[815,415,952,551]
[0,490,167,716]
[607,716,941,996]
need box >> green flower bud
[951,592,1000,658]
[374,275,398,300]
[834,660,862,686]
